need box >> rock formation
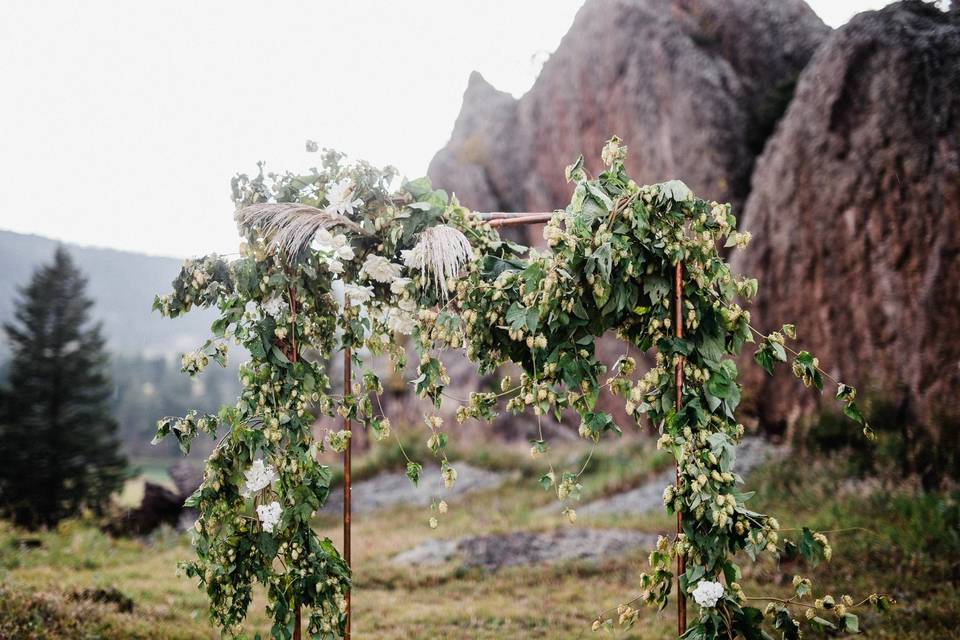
[734,1,960,433]
[428,0,828,219]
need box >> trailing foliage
[153,150,500,638]
[156,139,887,639]
[418,138,886,638]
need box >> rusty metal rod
[673,261,687,635]
[483,212,553,227]
[479,211,553,219]
[343,345,352,640]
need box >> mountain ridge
[0,228,216,356]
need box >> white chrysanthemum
[243,459,277,496]
[311,228,336,252]
[261,296,288,319]
[312,229,356,262]
[360,254,403,283]
[324,177,363,216]
[386,308,416,335]
[401,224,473,299]
[692,580,725,608]
[390,277,412,295]
[335,241,355,261]
[256,501,282,533]
[343,283,374,305]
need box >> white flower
[343,283,374,305]
[692,580,725,608]
[261,296,288,320]
[312,229,356,263]
[324,177,363,216]
[397,297,417,312]
[335,240,355,261]
[386,308,416,335]
[328,259,344,274]
[390,277,412,295]
[256,501,283,533]
[360,254,403,283]
[311,228,336,252]
[243,459,277,496]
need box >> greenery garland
[155,139,889,639]
[153,149,499,638]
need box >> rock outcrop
[428,0,828,219]
[734,1,960,432]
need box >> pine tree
[0,247,127,528]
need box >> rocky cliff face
[429,0,828,219]
[733,1,960,432]
[430,0,959,439]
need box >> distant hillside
[0,229,216,355]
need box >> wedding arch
[154,139,888,639]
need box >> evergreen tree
[0,247,127,528]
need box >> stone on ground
[392,528,657,570]
[322,462,508,516]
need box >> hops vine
[153,149,499,638]
[419,137,888,638]
[154,138,889,639]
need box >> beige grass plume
[402,224,474,299]
[234,203,367,257]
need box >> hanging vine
[155,139,889,639]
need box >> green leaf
[844,613,860,633]
[658,179,692,203]
[405,462,423,487]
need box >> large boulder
[429,0,828,219]
[734,1,960,433]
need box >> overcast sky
[0,0,902,258]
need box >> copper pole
[484,212,553,228]
[480,211,553,219]
[343,345,352,640]
[284,287,304,640]
[673,262,687,635]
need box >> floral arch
[154,139,886,640]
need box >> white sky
[0,0,901,258]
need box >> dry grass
[0,443,956,639]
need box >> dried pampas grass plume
[402,224,474,299]
[234,203,366,258]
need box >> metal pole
[287,287,303,640]
[484,212,553,228]
[673,262,687,636]
[343,345,352,640]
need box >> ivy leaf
[405,462,423,487]
[594,243,613,279]
[843,613,860,633]
[797,527,826,567]
[538,473,554,490]
[643,276,670,303]
[810,617,837,632]
[506,303,528,331]
[257,532,279,559]
[658,179,692,203]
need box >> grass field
[1,439,957,639]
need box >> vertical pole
[287,287,303,640]
[343,346,352,640]
[673,262,687,636]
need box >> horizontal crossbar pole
[480,212,553,227]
